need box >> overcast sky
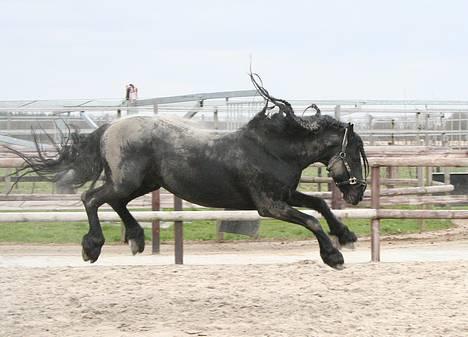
[1,0,467,100]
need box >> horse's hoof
[81,248,99,263]
[81,234,104,263]
[338,229,358,246]
[82,248,90,262]
[342,241,356,250]
[126,228,145,255]
[129,239,141,255]
[321,248,344,269]
[334,264,345,270]
[81,247,99,263]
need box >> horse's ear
[348,123,354,134]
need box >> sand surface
[1,239,468,337]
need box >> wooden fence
[368,156,468,261]
[0,154,467,264]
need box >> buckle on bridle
[349,177,357,185]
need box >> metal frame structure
[1,93,467,146]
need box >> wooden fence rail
[0,184,454,202]
[1,209,467,223]
[0,208,467,265]
[1,154,467,264]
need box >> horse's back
[99,115,302,209]
[100,116,253,206]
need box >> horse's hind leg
[109,199,146,255]
[109,201,145,255]
[108,184,161,255]
[288,191,357,249]
[81,182,153,262]
[80,184,114,263]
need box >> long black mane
[246,73,369,177]
[247,109,344,133]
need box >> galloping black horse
[12,77,368,269]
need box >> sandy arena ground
[1,220,468,337]
[1,234,468,337]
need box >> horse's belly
[180,193,255,209]
[157,142,256,209]
[161,175,255,210]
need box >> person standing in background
[125,83,138,115]
[126,83,138,102]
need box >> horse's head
[326,123,368,205]
[248,73,368,205]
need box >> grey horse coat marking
[102,115,251,208]
[11,85,368,269]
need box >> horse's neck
[310,127,344,166]
[296,130,341,169]
[242,125,340,170]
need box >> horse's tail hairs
[4,122,110,194]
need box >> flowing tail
[6,123,110,192]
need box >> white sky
[1,0,467,100]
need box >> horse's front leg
[256,199,344,269]
[288,191,357,248]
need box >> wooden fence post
[174,196,184,264]
[152,190,161,254]
[151,102,160,254]
[331,183,343,209]
[371,165,381,262]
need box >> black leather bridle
[327,126,367,187]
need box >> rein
[327,126,367,187]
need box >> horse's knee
[81,190,99,209]
[305,218,322,232]
[257,206,285,219]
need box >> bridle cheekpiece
[327,126,367,187]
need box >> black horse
[11,78,368,269]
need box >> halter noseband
[327,126,367,187]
